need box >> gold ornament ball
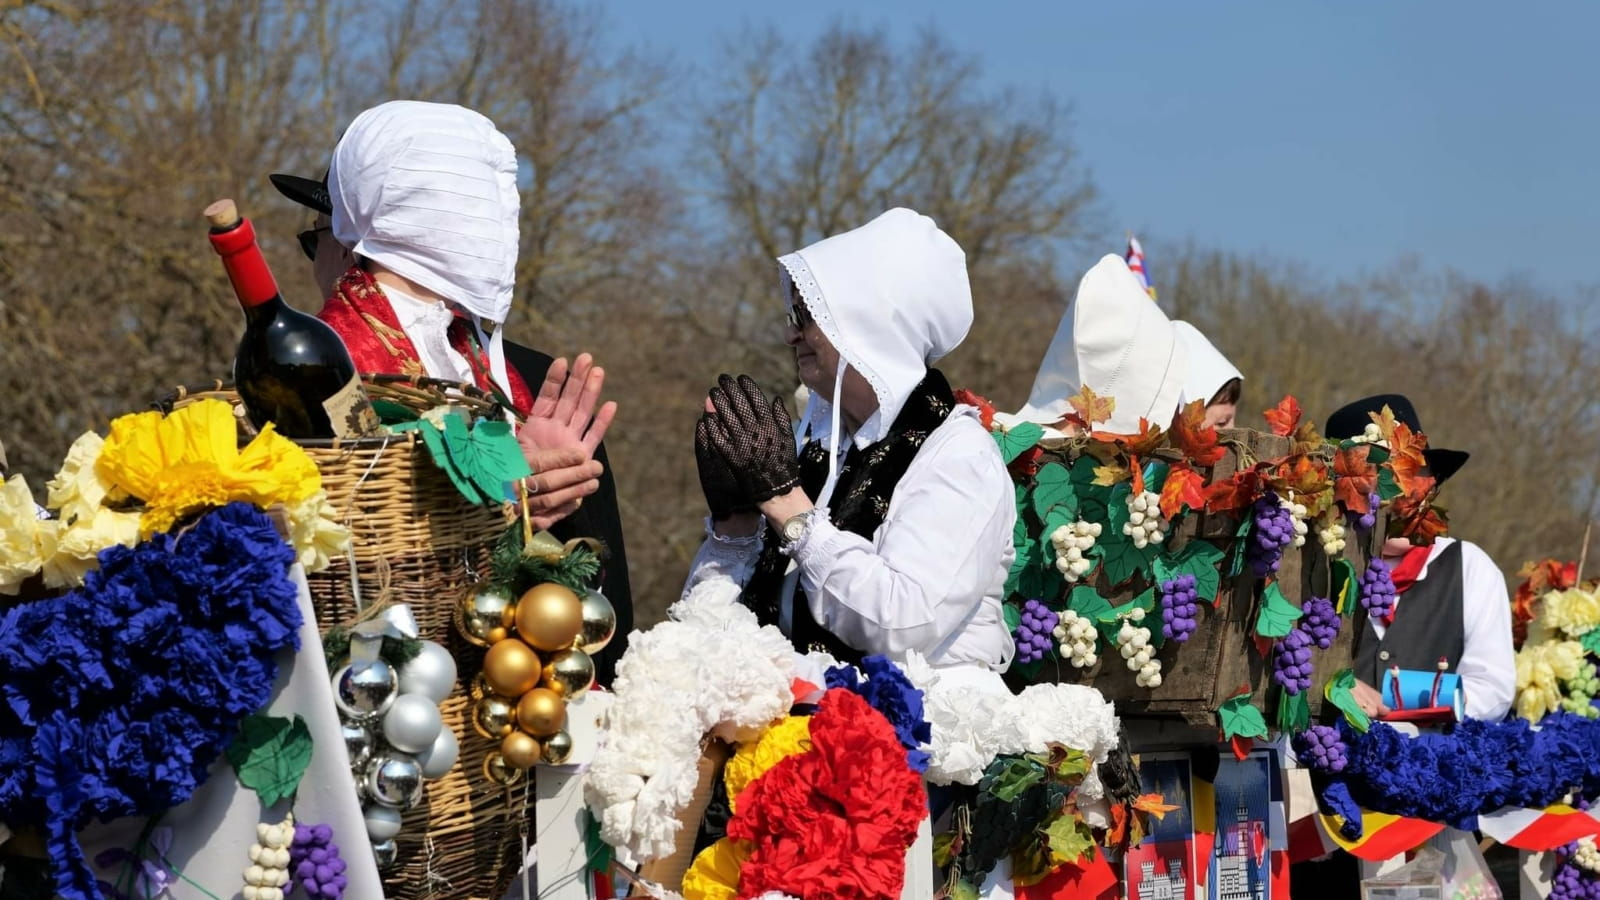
[541,648,595,699]
[576,589,617,655]
[499,730,543,771]
[471,694,517,741]
[482,751,525,787]
[469,671,493,700]
[514,583,584,652]
[455,582,517,647]
[482,638,543,698]
[516,687,567,737]
[541,730,574,765]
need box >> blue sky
[606,1,1598,295]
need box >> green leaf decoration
[1032,462,1077,521]
[1153,541,1226,605]
[951,880,980,900]
[1098,526,1157,587]
[227,714,313,807]
[1254,582,1304,638]
[1068,585,1114,623]
[986,756,1046,803]
[1277,690,1310,734]
[1218,692,1269,741]
[1043,815,1096,865]
[371,399,416,424]
[1005,532,1042,598]
[1332,558,1359,616]
[1003,603,1022,631]
[1018,556,1064,604]
[1070,456,1112,506]
[1582,630,1600,657]
[933,832,957,868]
[1096,587,1155,645]
[1141,460,1170,496]
[1043,747,1093,780]
[399,411,532,506]
[995,423,1044,464]
[1376,466,1402,502]
[1324,668,1372,733]
[1228,515,1252,578]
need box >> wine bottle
[205,199,380,439]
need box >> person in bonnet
[269,101,633,682]
[996,255,1189,437]
[1172,321,1242,428]
[686,207,1016,680]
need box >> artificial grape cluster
[1359,558,1397,620]
[1050,520,1101,582]
[1551,853,1600,900]
[1575,837,1600,875]
[1292,724,1348,774]
[1052,610,1100,668]
[1283,495,1309,549]
[1271,626,1314,695]
[1560,661,1600,719]
[1247,493,1296,577]
[1012,599,1060,665]
[1160,574,1201,643]
[1300,595,1340,650]
[243,814,295,900]
[1117,608,1162,688]
[289,823,349,900]
[1316,517,1347,557]
[1349,490,1381,532]
[1352,423,1385,445]
[1122,491,1168,549]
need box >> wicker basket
[164,375,526,900]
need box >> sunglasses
[298,225,331,261]
[786,303,815,332]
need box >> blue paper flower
[825,655,933,773]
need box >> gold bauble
[499,730,543,770]
[471,694,517,741]
[482,639,542,698]
[541,648,595,699]
[540,730,574,765]
[516,687,567,737]
[469,672,493,700]
[514,583,584,652]
[454,582,517,647]
[575,589,617,655]
[482,752,524,787]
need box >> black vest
[1354,541,1466,685]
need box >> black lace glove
[705,374,800,503]
[695,414,753,520]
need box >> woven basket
[163,375,526,900]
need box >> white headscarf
[1004,255,1187,434]
[778,208,973,505]
[1173,321,1243,407]
[328,100,521,399]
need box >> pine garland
[322,628,423,673]
[490,523,602,595]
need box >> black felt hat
[268,171,331,216]
[1324,393,1469,483]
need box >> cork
[204,198,240,229]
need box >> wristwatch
[780,512,811,548]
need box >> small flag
[1125,233,1157,300]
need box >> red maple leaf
[1159,463,1208,519]
[1205,468,1261,514]
[1512,559,1581,644]
[1333,445,1377,515]
[953,388,995,431]
[1390,492,1449,545]
[1008,445,1044,480]
[1263,395,1302,437]
[1230,735,1254,761]
[1171,400,1226,467]
[1388,422,1434,497]
[1272,454,1332,517]
[1068,385,1116,427]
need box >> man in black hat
[268,168,634,685]
[1323,394,1514,722]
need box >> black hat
[269,172,331,216]
[1324,393,1469,483]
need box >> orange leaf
[1230,734,1253,760]
[1388,422,1432,495]
[1106,802,1129,847]
[1133,793,1180,820]
[1068,385,1116,427]
[1369,406,1403,447]
[1391,493,1449,545]
[1333,445,1377,515]
[1159,464,1207,519]
[1088,418,1166,456]
[1263,395,1302,437]
[1205,468,1260,514]
[1273,454,1332,517]
[1172,400,1226,467]
[1131,457,1146,495]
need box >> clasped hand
[515,353,617,530]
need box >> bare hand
[519,446,603,531]
[518,353,617,458]
[1352,678,1392,718]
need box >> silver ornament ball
[415,725,460,779]
[576,589,617,655]
[398,641,458,704]
[382,693,444,755]
[372,838,399,871]
[365,753,424,809]
[363,803,403,842]
[333,660,399,721]
[341,721,375,772]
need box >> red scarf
[317,266,533,416]
[1378,542,1436,625]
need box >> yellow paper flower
[682,838,751,900]
[284,490,350,574]
[97,400,322,536]
[45,430,122,524]
[38,507,142,589]
[1515,639,1585,722]
[724,715,812,812]
[1540,587,1600,639]
[0,474,47,594]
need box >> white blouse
[380,281,475,385]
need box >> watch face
[784,516,807,542]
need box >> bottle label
[324,375,382,438]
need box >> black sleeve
[503,342,633,686]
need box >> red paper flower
[954,389,996,432]
[727,689,927,900]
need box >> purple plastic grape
[288,822,348,900]
[1360,558,1397,620]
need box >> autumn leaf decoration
[1171,400,1225,466]
[1262,395,1302,437]
[1066,385,1115,429]
[954,388,997,431]
[1333,444,1378,516]
[1158,463,1207,519]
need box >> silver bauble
[333,660,399,721]
[372,839,399,871]
[341,721,375,772]
[365,753,424,809]
[416,725,459,779]
[382,693,444,754]
[363,803,403,842]
[398,641,458,703]
[576,589,617,655]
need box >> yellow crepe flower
[45,430,123,524]
[1540,587,1600,639]
[1515,639,1585,722]
[682,838,751,900]
[38,507,142,589]
[284,490,350,574]
[723,715,812,812]
[0,475,47,594]
[97,400,322,536]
